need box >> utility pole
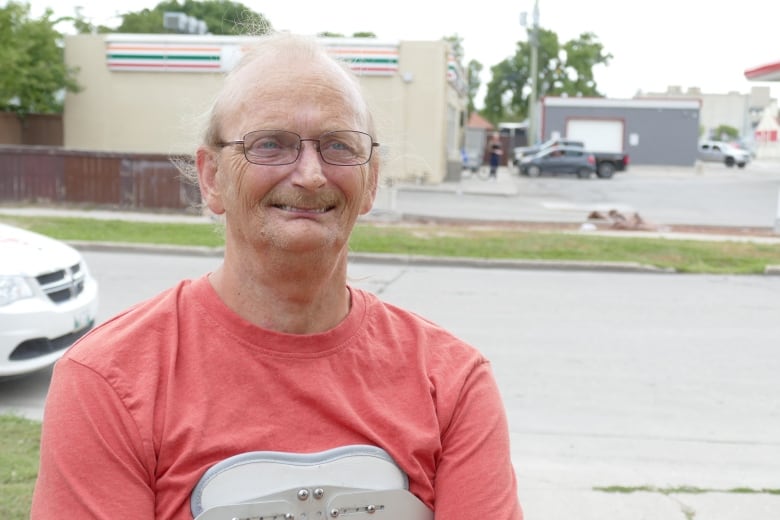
[528,0,540,145]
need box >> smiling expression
[198,41,379,260]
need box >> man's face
[204,60,378,259]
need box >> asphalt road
[2,250,779,519]
[350,261,780,519]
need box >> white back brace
[190,444,434,520]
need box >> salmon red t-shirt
[32,275,521,519]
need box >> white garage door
[566,119,624,153]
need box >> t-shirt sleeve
[434,360,523,519]
[31,357,156,519]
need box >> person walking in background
[31,32,522,520]
[489,132,503,179]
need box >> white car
[513,138,585,165]
[0,223,98,378]
[697,140,751,168]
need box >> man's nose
[292,141,326,187]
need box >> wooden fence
[0,112,63,146]
[0,146,201,212]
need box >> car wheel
[737,162,747,169]
[725,157,735,167]
[527,165,541,177]
[577,168,592,179]
[596,162,615,178]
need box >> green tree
[443,33,464,61]
[465,59,483,115]
[712,125,738,140]
[70,17,112,35]
[317,32,377,38]
[0,2,80,115]
[481,28,612,124]
[117,0,271,35]
[66,6,115,34]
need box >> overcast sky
[18,0,780,102]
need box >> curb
[67,240,224,257]
[68,241,674,274]
[348,252,675,273]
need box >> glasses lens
[319,131,373,166]
[243,130,300,165]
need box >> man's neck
[209,249,351,335]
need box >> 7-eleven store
[64,34,468,184]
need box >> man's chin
[272,222,345,254]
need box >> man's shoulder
[357,288,482,359]
[64,278,200,371]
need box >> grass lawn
[1,214,778,274]
[0,415,40,519]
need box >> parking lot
[383,159,780,232]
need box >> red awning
[745,61,780,82]
[466,112,495,130]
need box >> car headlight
[0,276,35,307]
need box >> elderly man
[32,33,522,519]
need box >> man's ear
[359,160,380,215]
[196,147,226,215]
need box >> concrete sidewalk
[394,166,520,196]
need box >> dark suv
[518,146,596,179]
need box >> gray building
[638,85,774,138]
[541,97,701,166]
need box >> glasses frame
[218,130,380,166]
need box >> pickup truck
[514,139,629,178]
[697,140,750,168]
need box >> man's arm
[434,361,523,519]
[31,358,156,518]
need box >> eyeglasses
[218,130,380,166]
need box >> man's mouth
[266,191,340,214]
[274,204,333,213]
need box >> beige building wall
[63,34,466,184]
[365,41,450,185]
[63,35,223,155]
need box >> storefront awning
[745,61,780,82]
